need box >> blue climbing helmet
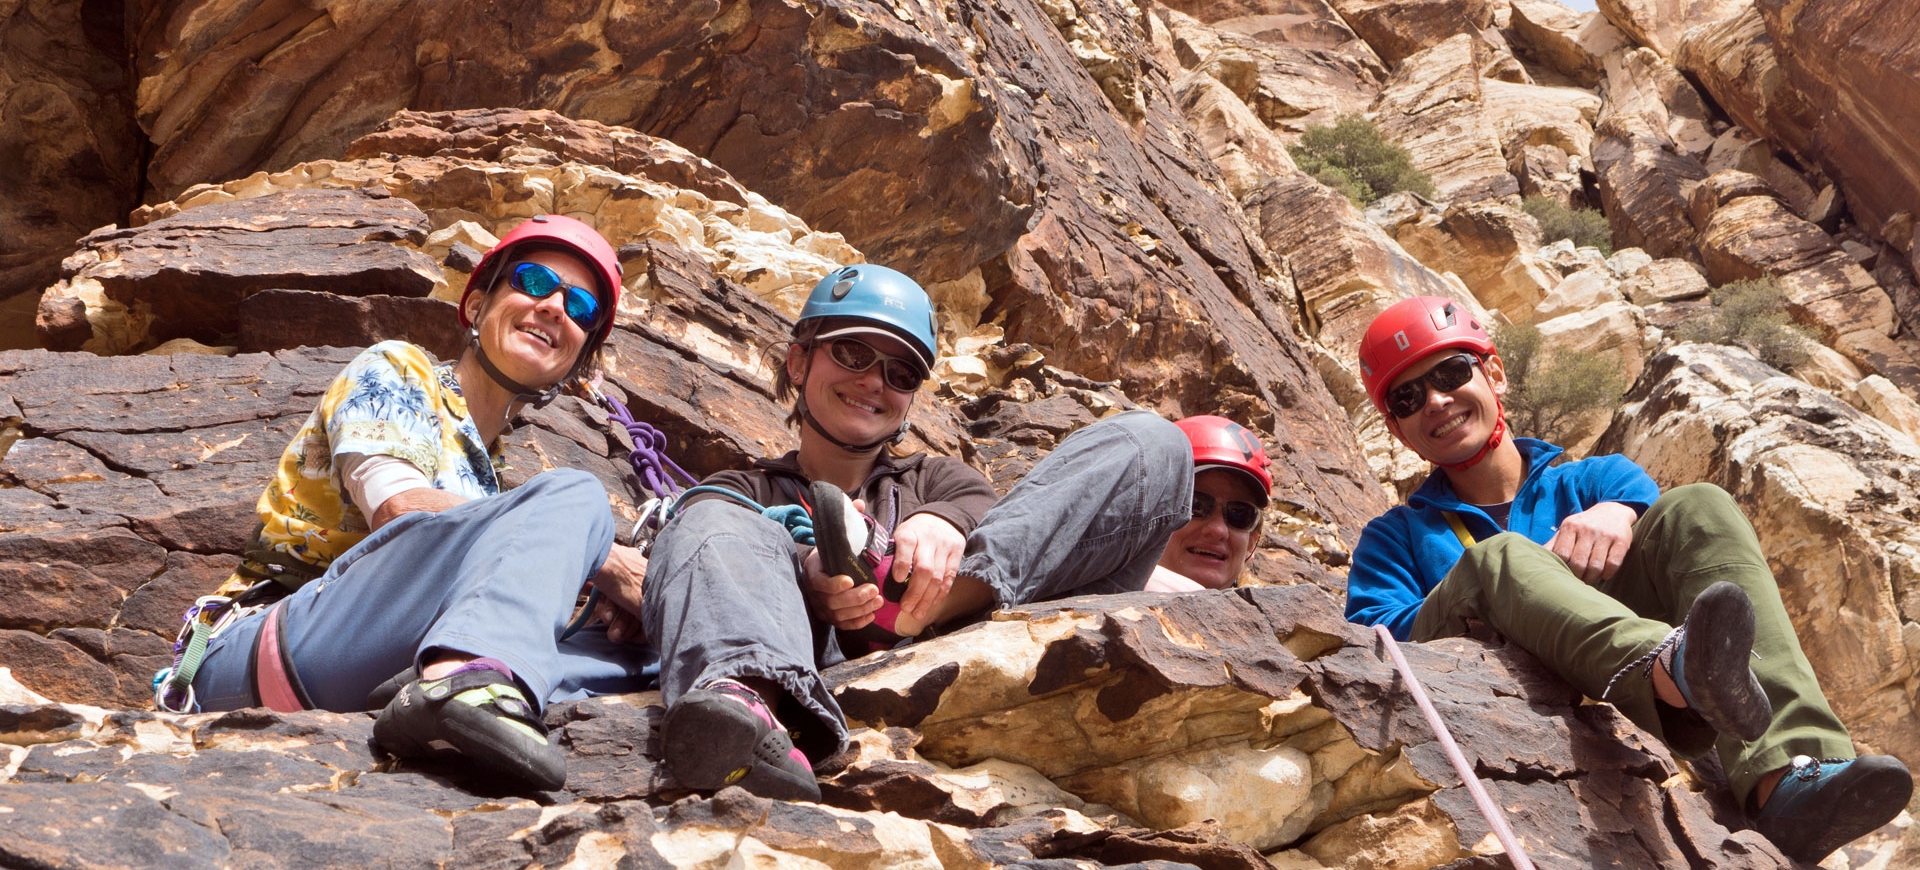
[797,264,939,372]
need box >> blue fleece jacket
[1346,438,1660,640]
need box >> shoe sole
[1758,756,1915,863]
[663,691,820,802]
[808,481,908,654]
[1682,582,1773,742]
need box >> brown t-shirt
[694,450,997,538]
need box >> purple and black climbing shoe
[1752,754,1912,863]
[1669,581,1773,742]
[662,678,819,801]
[808,480,908,654]
[371,658,565,793]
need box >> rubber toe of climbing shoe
[1753,754,1913,864]
[372,667,565,793]
[663,682,819,802]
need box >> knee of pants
[1652,483,1745,532]
[650,498,793,571]
[517,468,616,535]
[1104,411,1193,505]
[1450,532,1548,599]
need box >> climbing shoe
[371,659,565,793]
[808,480,908,654]
[1666,581,1773,742]
[662,678,820,802]
[364,664,418,711]
[1753,754,1913,863]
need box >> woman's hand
[802,547,884,631]
[891,512,965,623]
[591,543,649,644]
[1544,501,1638,584]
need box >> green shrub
[1521,195,1613,255]
[1288,114,1435,205]
[1494,322,1627,447]
[1674,278,1813,370]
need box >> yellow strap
[1442,511,1476,548]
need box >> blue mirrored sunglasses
[510,262,604,333]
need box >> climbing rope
[557,387,817,639]
[1371,624,1537,870]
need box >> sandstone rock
[1598,344,1920,775]
[1592,49,1713,259]
[1245,173,1467,395]
[0,0,143,308]
[236,290,465,361]
[1158,3,1388,138]
[1535,267,1624,321]
[1175,72,1299,200]
[1372,35,1521,204]
[1504,0,1630,87]
[1849,375,1920,444]
[1482,77,1603,203]
[37,189,442,356]
[1688,169,1781,233]
[1748,0,1920,247]
[1390,199,1557,319]
[1694,193,1920,391]
[1536,301,1654,389]
[1594,0,1748,59]
[1326,0,1495,67]
[1622,258,1711,305]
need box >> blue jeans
[193,470,658,712]
[641,410,1193,761]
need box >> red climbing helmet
[460,214,624,361]
[1177,415,1273,507]
[1358,296,1496,417]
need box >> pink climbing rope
[1372,624,1537,870]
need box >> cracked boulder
[1598,343,1920,774]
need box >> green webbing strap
[1442,511,1476,549]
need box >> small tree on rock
[1494,322,1627,448]
[1675,278,1813,371]
[1289,114,1435,205]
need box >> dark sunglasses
[510,262,604,333]
[1385,353,1481,419]
[824,338,926,393]
[1191,491,1261,532]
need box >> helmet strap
[1437,399,1508,473]
[797,396,907,454]
[468,329,563,409]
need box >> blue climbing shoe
[1753,754,1912,863]
[1668,581,1772,742]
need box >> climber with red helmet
[1346,296,1911,863]
[1144,415,1274,591]
[639,263,1194,802]
[167,214,654,794]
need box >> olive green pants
[1411,483,1854,806]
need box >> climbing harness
[1372,624,1538,870]
[554,383,818,639]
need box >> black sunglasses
[824,338,926,393]
[1385,353,1480,419]
[1191,491,1261,532]
[510,262,604,333]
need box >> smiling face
[467,249,596,391]
[1159,469,1262,590]
[786,329,916,448]
[1384,350,1508,466]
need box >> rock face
[1598,344,1920,772]
[0,0,143,313]
[1372,35,1521,205]
[0,587,1801,869]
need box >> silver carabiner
[627,496,671,551]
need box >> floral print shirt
[247,341,501,576]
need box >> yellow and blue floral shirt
[245,341,502,578]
